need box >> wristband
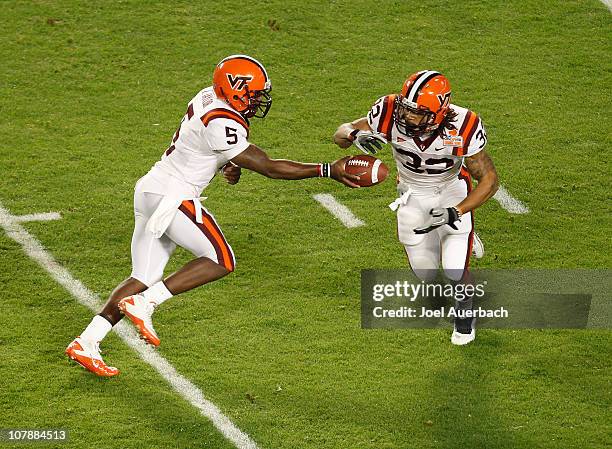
[348,128,360,142]
[318,163,331,178]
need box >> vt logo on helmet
[213,55,272,119]
[227,74,253,90]
[394,70,452,137]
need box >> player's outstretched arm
[455,150,499,215]
[334,117,387,154]
[334,117,372,148]
[230,144,361,188]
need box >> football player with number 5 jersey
[66,55,360,376]
[334,70,499,345]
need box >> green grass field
[1,1,611,448]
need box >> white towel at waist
[388,186,412,212]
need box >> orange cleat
[65,337,119,377]
[118,294,160,346]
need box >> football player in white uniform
[66,55,360,376]
[333,71,499,345]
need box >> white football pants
[130,188,235,287]
[396,170,474,282]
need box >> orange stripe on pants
[180,200,234,271]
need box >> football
[344,155,389,187]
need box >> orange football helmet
[395,70,451,136]
[213,55,272,118]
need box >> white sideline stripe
[0,202,260,449]
[601,0,612,12]
[14,212,62,222]
[493,185,529,214]
[313,193,365,228]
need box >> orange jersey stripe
[457,112,478,156]
[201,108,249,133]
[378,95,396,140]
[463,116,481,153]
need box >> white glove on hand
[352,131,388,154]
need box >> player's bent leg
[118,258,231,346]
[443,237,477,345]
[114,193,180,345]
[68,190,176,369]
[162,201,235,293]
[67,189,178,370]
[441,232,476,345]
[119,200,235,346]
[164,257,231,295]
[439,173,474,278]
[397,203,440,281]
[171,200,236,272]
[105,225,172,346]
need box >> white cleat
[472,233,484,259]
[118,294,160,346]
[451,318,476,346]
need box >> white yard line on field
[314,183,527,222]
[0,202,260,449]
[601,0,612,12]
[313,193,365,228]
[14,212,62,222]
[493,185,529,214]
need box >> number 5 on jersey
[225,127,238,145]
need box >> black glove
[413,207,461,234]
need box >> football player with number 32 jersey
[66,55,360,376]
[334,71,499,345]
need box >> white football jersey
[367,95,487,187]
[143,87,250,197]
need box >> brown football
[344,155,389,187]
